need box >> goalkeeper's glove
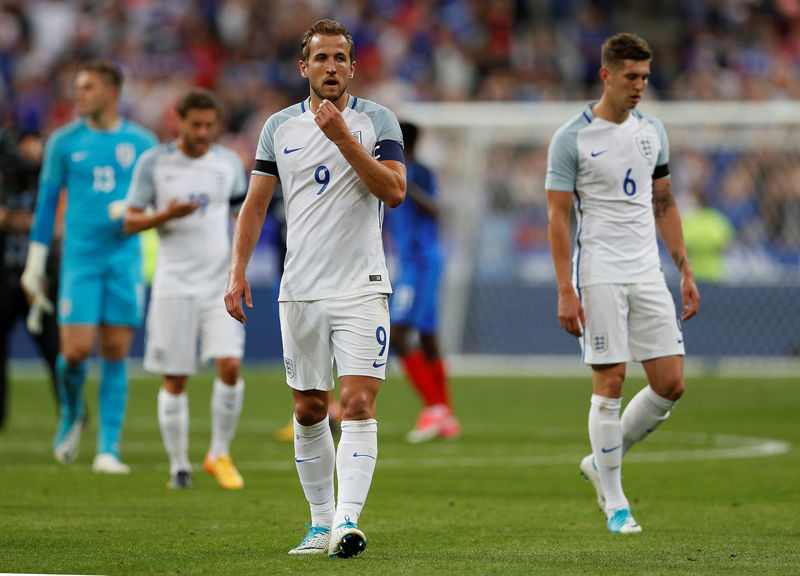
[20,241,55,319]
[108,199,128,226]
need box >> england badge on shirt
[115,143,136,169]
[635,136,655,162]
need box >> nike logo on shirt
[591,149,609,157]
[283,146,304,154]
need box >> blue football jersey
[389,161,440,263]
[32,118,158,258]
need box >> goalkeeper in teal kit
[21,60,157,473]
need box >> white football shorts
[144,295,245,375]
[579,280,685,365]
[279,293,390,391]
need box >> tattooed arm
[653,177,700,320]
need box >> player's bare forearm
[123,201,198,234]
[229,210,260,276]
[225,175,274,323]
[547,189,584,336]
[652,178,691,275]
[652,178,700,319]
[546,190,576,294]
[229,174,274,277]
[659,214,689,274]
[124,208,160,233]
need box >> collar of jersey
[302,95,356,114]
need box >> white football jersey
[128,142,246,297]
[253,95,403,301]
[545,104,670,288]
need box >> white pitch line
[0,433,790,474]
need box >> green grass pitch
[0,365,798,575]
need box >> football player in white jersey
[125,89,247,491]
[546,33,700,534]
[225,19,405,559]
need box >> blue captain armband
[374,140,404,163]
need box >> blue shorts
[390,251,442,334]
[58,252,144,327]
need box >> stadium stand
[3,1,799,364]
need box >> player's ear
[349,61,355,79]
[299,60,309,78]
[598,67,610,82]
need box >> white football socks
[333,419,378,527]
[209,378,244,460]
[293,415,336,528]
[621,385,676,456]
[158,388,190,475]
[588,394,628,515]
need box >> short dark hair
[601,33,652,70]
[300,19,355,63]
[176,88,221,118]
[79,59,123,88]
[399,121,419,155]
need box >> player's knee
[164,376,187,394]
[293,396,327,426]
[62,344,91,364]
[216,358,240,384]
[664,379,685,402]
[340,391,376,420]
[594,373,625,398]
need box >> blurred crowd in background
[5,1,800,143]
[2,0,800,282]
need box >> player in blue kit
[389,121,459,443]
[21,60,158,473]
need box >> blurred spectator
[4,1,800,141]
[0,127,60,428]
[717,156,765,247]
[682,187,735,282]
[762,156,800,255]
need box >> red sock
[402,350,439,407]
[428,357,451,408]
